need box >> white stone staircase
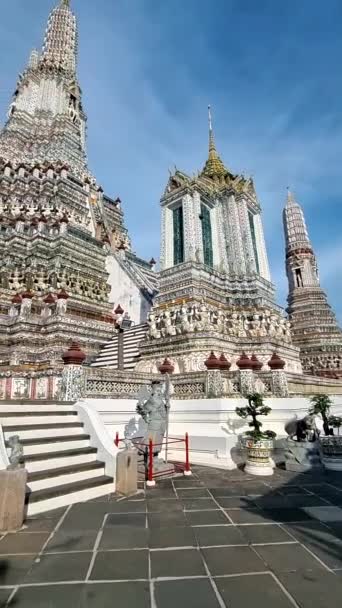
[0,402,115,516]
[91,323,147,369]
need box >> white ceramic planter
[319,436,342,471]
[241,436,274,476]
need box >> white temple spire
[41,0,78,74]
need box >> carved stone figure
[285,414,318,442]
[136,381,168,456]
[7,435,24,470]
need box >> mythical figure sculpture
[7,435,24,470]
[285,414,319,442]
[136,381,168,457]
[284,414,321,471]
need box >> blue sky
[0,0,341,320]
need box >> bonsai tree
[329,415,342,436]
[236,393,276,440]
[310,394,334,436]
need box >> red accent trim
[185,433,191,473]
[5,377,12,399]
[148,439,154,483]
[47,377,53,399]
[30,378,36,400]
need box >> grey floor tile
[255,543,325,573]
[146,499,183,512]
[106,500,147,513]
[99,527,148,550]
[173,479,204,488]
[186,510,229,525]
[177,488,210,498]
[20,518,60,533]
[263,509,314,523]
[59,511,105,532]
[327,522,342,540]
[201,546,265,575]
[90,550,149,580]
[215,573,295,607]
[0,556,36,585]
[237,524,294,544]
[278,486,311,496]
[182,498,218,510]
[44,531,98,553]
[148,512,187,529]
[278,571,342,608]
[154,578,221,608]
[254,496,295,509]
[7,584,84,607]
[225,508,271,524]
[215,496,258,509]
[105,513,146,528]
[80,581,150,608]
[149,526,196,548]
[145,488,176,499]
[210,486,249,497]
[23,552,92,583]
[151,548,206,578]
[0,532,50,555]
[194,525,246,547]
[284,521,342,569]
[303,506,342,522]
[0,588,13,608]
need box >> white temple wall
[84,396,342,470]
[183,193,203,262]
[223,195,246,275]
[237,198,257,274]
[209,205,221,268]
[106,255,150,325]
[192,191,204,259]
[160,206,173,269]
[254,213,271,281]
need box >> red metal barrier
[113,432,192,483]
[147,438,156,486]
[184,432,192,476]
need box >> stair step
[0,415,79,427]
[6,434,90,447]
[0,410,78,417]
[25,450,98,473]
[28,464,106,492]
[27,461,105,482]
[26,475,113,504]
[3,423,84,432]
[23,447,98,462]
[3,424,85,441]
[27,480,114,516]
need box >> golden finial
[201,105,228,179]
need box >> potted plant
[310,394,342,471]
[236,393,276,476]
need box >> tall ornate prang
[0,1,138,366]
[283,189,342,376]
[136,111,302,376]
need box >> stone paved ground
[1,465,342,607]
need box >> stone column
[239,370,255,396]
[206,370,223,398]
[60,343,87,402]
[271,370,289,397]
